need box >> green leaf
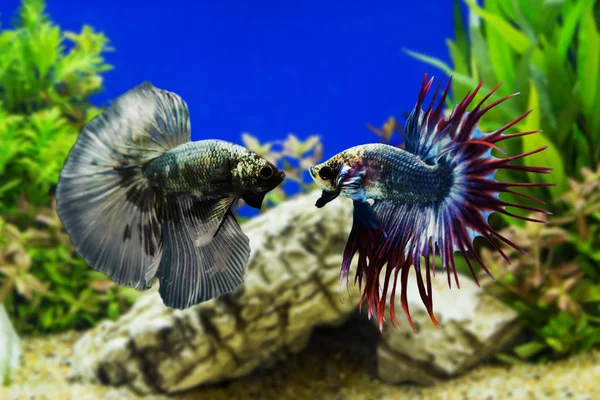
[0,180,22,196]
[464,0,533,54]
[557,0,591,60]
[447,39,470,102]
[452,0,469,62]
[545,337,565,352]
[497,0,518,21]
[494,352,522,365]
[402,48,454,76]
[468,17,496,83]
[510,0,540,42]
[511,47,534,107]
[484,0,516,87]
[107,302,120,320]
[40,307,54,329]
[529,65,558,131]
[577,7,600,118]
[579,284,600,303]
[514,341,546,358]
[552,92,580,150]
[519,81,567,197]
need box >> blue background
[2,0,459,213]
[1,0,456,154]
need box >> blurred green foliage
[0,0,138,334]
[404,0,600,362]
[481,167,600,363]
[406,0,600,200]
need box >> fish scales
[333,143,454,204]
[143,140,246,196]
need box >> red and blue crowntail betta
[309,73,553,332]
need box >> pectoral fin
[339,166,366,197]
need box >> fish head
[309,159,341,192]
[309,154,347,208]
[234,150,286,210]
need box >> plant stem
[576,213,589,241]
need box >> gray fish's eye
[259,165,273,180]
[318,166,334,180]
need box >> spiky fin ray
[342,74,554,331]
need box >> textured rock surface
[66,189,524,395]
[66,191,361,395]
[376,268,522,385]
[5,325,600,400]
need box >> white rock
[0,304,22,384]
[66,189,523,393]
[67,191,360,394]
[376,268,522,385]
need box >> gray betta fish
[309,74,553,332]
[56,82,285,309]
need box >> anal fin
[156,194,250,309]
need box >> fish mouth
[274,169,286,186]
[309,166,317,179]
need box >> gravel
[2,316,599,400]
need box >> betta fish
[309,74,553,331]
[56,82,285,309]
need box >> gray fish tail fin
[56,81,191,290]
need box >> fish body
[310,143,454,204]
[56,82,285,309]
[143,139,283,204]
[310,74,553,331]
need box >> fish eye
[259,165,273,180]
[318,166,335,180]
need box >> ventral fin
[353,200,381,230]
[315,190,340,208]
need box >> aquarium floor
[2,314,599,400]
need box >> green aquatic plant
[0,0,109,212]
[0,197,140,334]
[476,166,600,362]
[0,0,135,334]
[0,216,48,305]
[406,0,600,202]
